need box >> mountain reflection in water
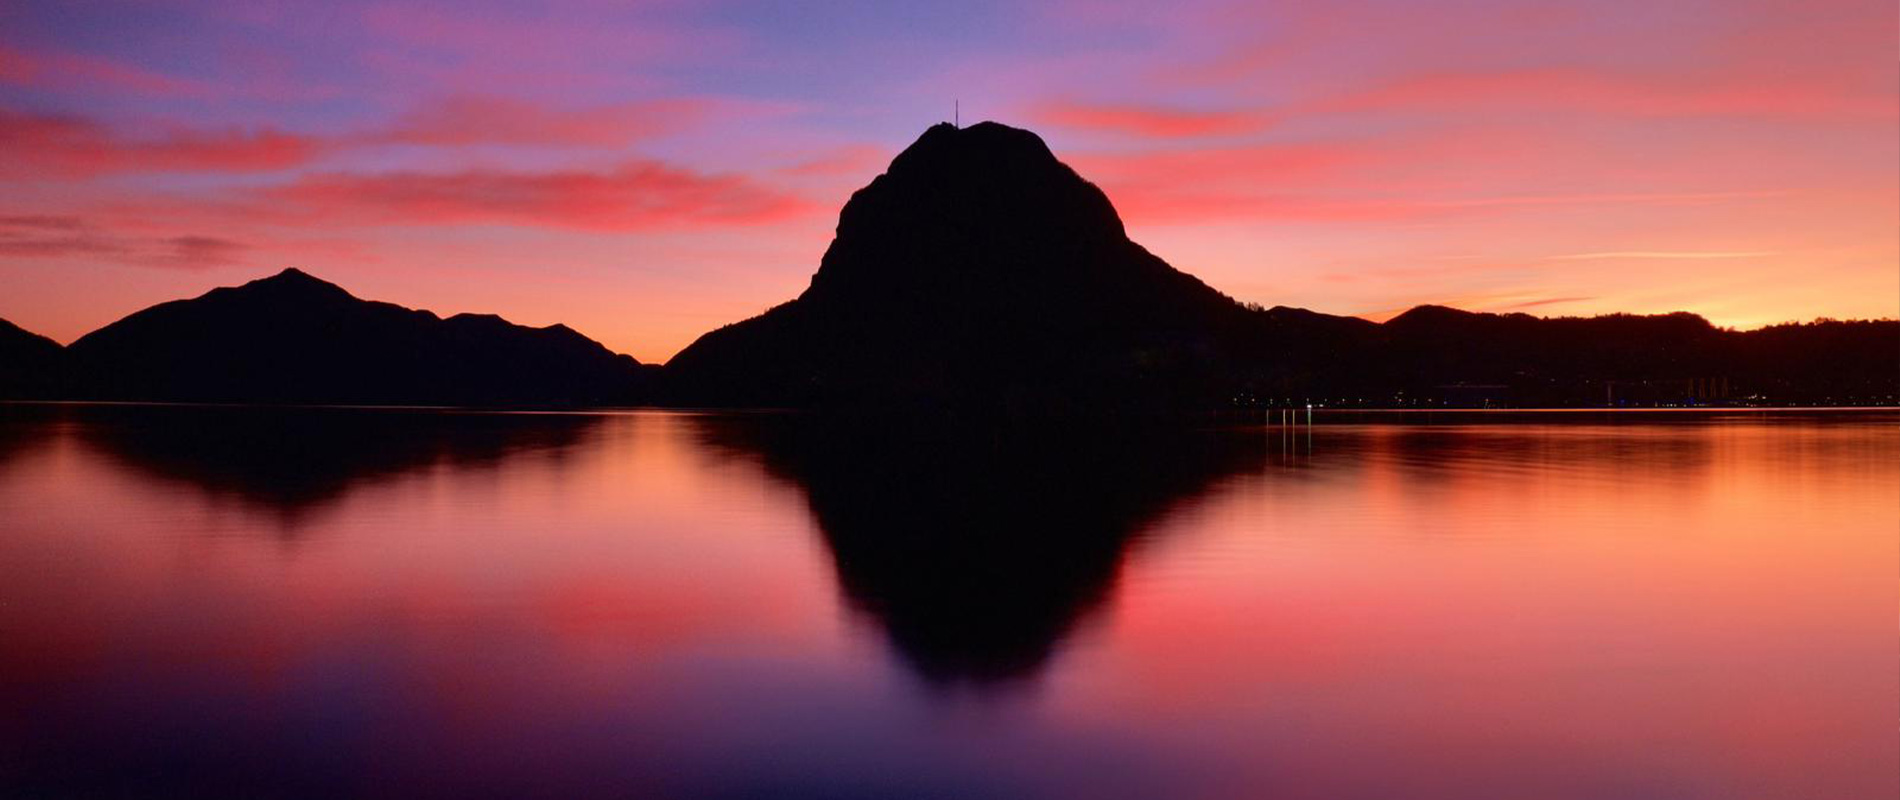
[21,405,604,534]
[694,416,1277,687]
[1,406,1892,800]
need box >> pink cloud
[265,161,813,231]
[1499,296,1596,310]
[1065,129,1793,227]
[1037,101,1274,138]
[1320,67,1898,121]
[0,93,765,180]
[0,110,321,177]
[373,96,714,147]
[776,144,890,177]
[1071,141,1362,181]
[0,44,214,98]
[1067,141,1393,223]
[0,215,247,270]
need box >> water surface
[1,406,1894,799]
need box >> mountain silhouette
[667,121,1270,412]
[0,318,62,399]
[1362,306,1896,406]
[667,121,1895,410]
[63,268,651,406]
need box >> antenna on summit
[954,99,959,129]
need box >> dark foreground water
[0,405,1894,799]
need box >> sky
[1,0,1894,362]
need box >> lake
[1,405,1894,799]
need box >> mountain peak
[875,121,1072,195]
[889,121,1061,172]
[240,267,354,299]
[1386,304,1475,326]
[65,270,648,404]
[804,121,1136,306]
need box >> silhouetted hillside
[1722,319,1899,404]
[1356,307,1896,406]
[64,269,651,406]
[0,318,63,399]
[667,122,1267,412]
[667,121,1895,410]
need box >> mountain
[667,121,1895,410]
[1360,306,1896,406]
[0,318,63,399]
[1724,319,1900,404]
[1363,305,1728,406]
[1376,305,1725,379]
[666,121,1274,412]
[65,268,650,406]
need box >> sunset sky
[2,0,1894,362]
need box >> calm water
[1,406,1894,799]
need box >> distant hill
[0,318,63,399]
[1354,306,1896,406]
[665,121,1895,410]
[62,269,651,406]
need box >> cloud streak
[0,215,248,269]
[1316,67,1898,121]
[0,94,758,178]
[0,44,214,97]
[265,162,813,231]
[1548,251,1780,261]
[1499,296,1595,310]
[369,96,722,148]
[1037,101,1274,138]
[0,111,320,177]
